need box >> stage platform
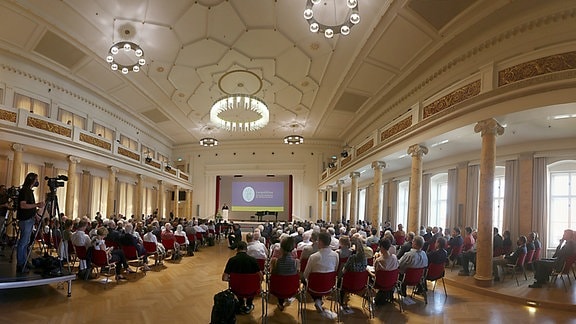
[0,248,75,297]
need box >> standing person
[221,203,229,221]
[16,173,45,273]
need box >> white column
[371,161,386,235]
[326,185,333,223]
[337,179,345,223]
[106,166,118,218]
[349,172,361,226]
[407,144,428,234]
[66,156,81,218]
[11,143,24,187]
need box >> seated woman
[92,227,132,280]
[143,225,166,262]
[372,238,399,304]
[122,223,150,271]
[339,237,367,314]
[336,235,352,260]
[270,236,298,311]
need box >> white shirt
[247,241,268,260]
[303,247,339,280]
[71,230,91,248]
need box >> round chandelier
[284,135,304,145]
[106,41,146,74]
[304,0,360,39]
[200,137,218,147]
[210,70,269,132]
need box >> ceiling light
[210,70,269,132]
[106,41,145,74]
[284,135,304,145]
[304,0,360,39]
[200,137,218,147]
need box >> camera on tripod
[6,186,20,210]
[45,175,68,192]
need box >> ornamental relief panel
[341,155,352,167]
[381,116,412,142]
[0,109,17,123]
[79,133,112,150]
[179,173,189,181]
[166,168,177,176]
[356,139,374,157]
[423,80,481,119]
[146,160,161,169]
[27,117,72,137]
[498,51,576,87]
[118,147,140,161]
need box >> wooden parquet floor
[0,240,575,324]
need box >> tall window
[91,176,109,219]
[397,181,409,229]
[58,108,86,129]
[430,173,448,228]
[117,181,135,217]
[158,153,170,164]
[345,191,351,222]
[14,93,49,117]
[548,161,576,248]
[120,135,138,150]
[358,188,366,222]
[92,122,114,141]
[493,167,505,231]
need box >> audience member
[222,241,262,314]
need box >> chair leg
[441,278,447,297]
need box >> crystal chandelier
[284,135,304,145]
[210,70,269,132]
[105,41,146,74]
[304,0,360,39]
[199,137,218,147]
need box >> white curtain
[532,157,548,255]
[465,164,480,228]
[503,159,519,238]
[421,173,431,227]
[446,168,458,229]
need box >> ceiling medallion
[210,70,269,132]
[304,0,360,39]
[106,41,146,74]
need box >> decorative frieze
[356,139,374,157]
[118,147,140,161]
[423,80,481,119]
[498,51,576,87]
[341,155,352,167]
[381,116,412,142]
[0,108,17,123]
[79,133,111,150]
[27,116,72,137]
[179,173,189,181]
[145,159,161,169]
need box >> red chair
[187,233,198,251]
[367,257,374,266]
[400,267,427,304]
[195,232,204,246]
[143,241,162,265]
[533,248,541,262]
[505,252,527,286]
[174,235,188,254]
[265,273,302,322]
[256,258,266,272]
[162,238,177,258]
[372,269,401,311]
[296,249,303,259]
[550,255,576,291]
[524,249,535,267]
[370,243,379,253]
[91,249,118,286]
[303,271,338,321]
[426,262,447,297]
[74,245,88,272]
[449,245,463,271]
[394,233,405,246]
[121,245,144,274]
[338,257,349,272]
[229,273,264,317]
[300,258,308,273]
[340,270,373,319]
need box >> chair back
[307,271,337,296]
[426,262,445,281]
[515,252,527,267]
[403,267,426,286]
[195,232,203,241]
[450,245,463,259]
[122,245,139,260]
[256,258,266,271]
[163,238,176,250]
[493,246,504,257]
[370,243,379,253]
[341,270,369,294]
[74,245,88,260]
[296,249,303,259]
[175,235,186,245]
[92,249,109,267]
[394,233,405,246]
[229,272,262,298]
[187,234,196,244]
[367,257,374,266]
[143,241,157,254]
[105,239,118,249]
[533,248,541,262]
[338,257,349,271]
[300,258,308,273]
[374,269,399,291]
[524,249,535,265]
[269,273,300,299]
[208,229,215,235]
[563,255,576,274]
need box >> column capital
[350,172,361,179]
[82,170,91,175]
[11,143,24,152]
[474,118,505,137]
[44,162,54,168]
[108,166,119,174]
[337,179,345,185]
[318,188,326,193]
[326,185,333,190]
[407,144,428,157]
[457,161,469,169]
[157,180,164,185]
[68,155,81,164]
[371,161,386,170]
[137,174,145,181]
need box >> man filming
[16,173,44,273]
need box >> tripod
[1,209,19,259]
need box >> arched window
[358,187,366,222]
[548,160,576,247]
[397,180,409,229]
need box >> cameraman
[16,173,45,273]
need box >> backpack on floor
[210,289,237,324]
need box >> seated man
[303,232,339,319]
[228,223,242,250]
[222,241,262,314]
[457,234,477,276]
[529,229,576,288]
[398,235,428,296]
[246,232,267,261]
[493,235,527,281]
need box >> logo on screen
[242,186,256,202]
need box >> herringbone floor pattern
[0,239,575,323]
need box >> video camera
[6,186,20,210]
[45,175,68,192]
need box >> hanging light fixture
[304,0,360,39]
[210,70,269,132]
[200,137,218,147]
[284,135,304,145]
[106,41,146,74]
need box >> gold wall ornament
[423,80,481,119]
[79,133,112,150]
[356,138,374,157]
[118,147,139,161]
[498,51,576,87]
[0,109,17,123]
[27,117,72,137]
[381,116,412,142]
